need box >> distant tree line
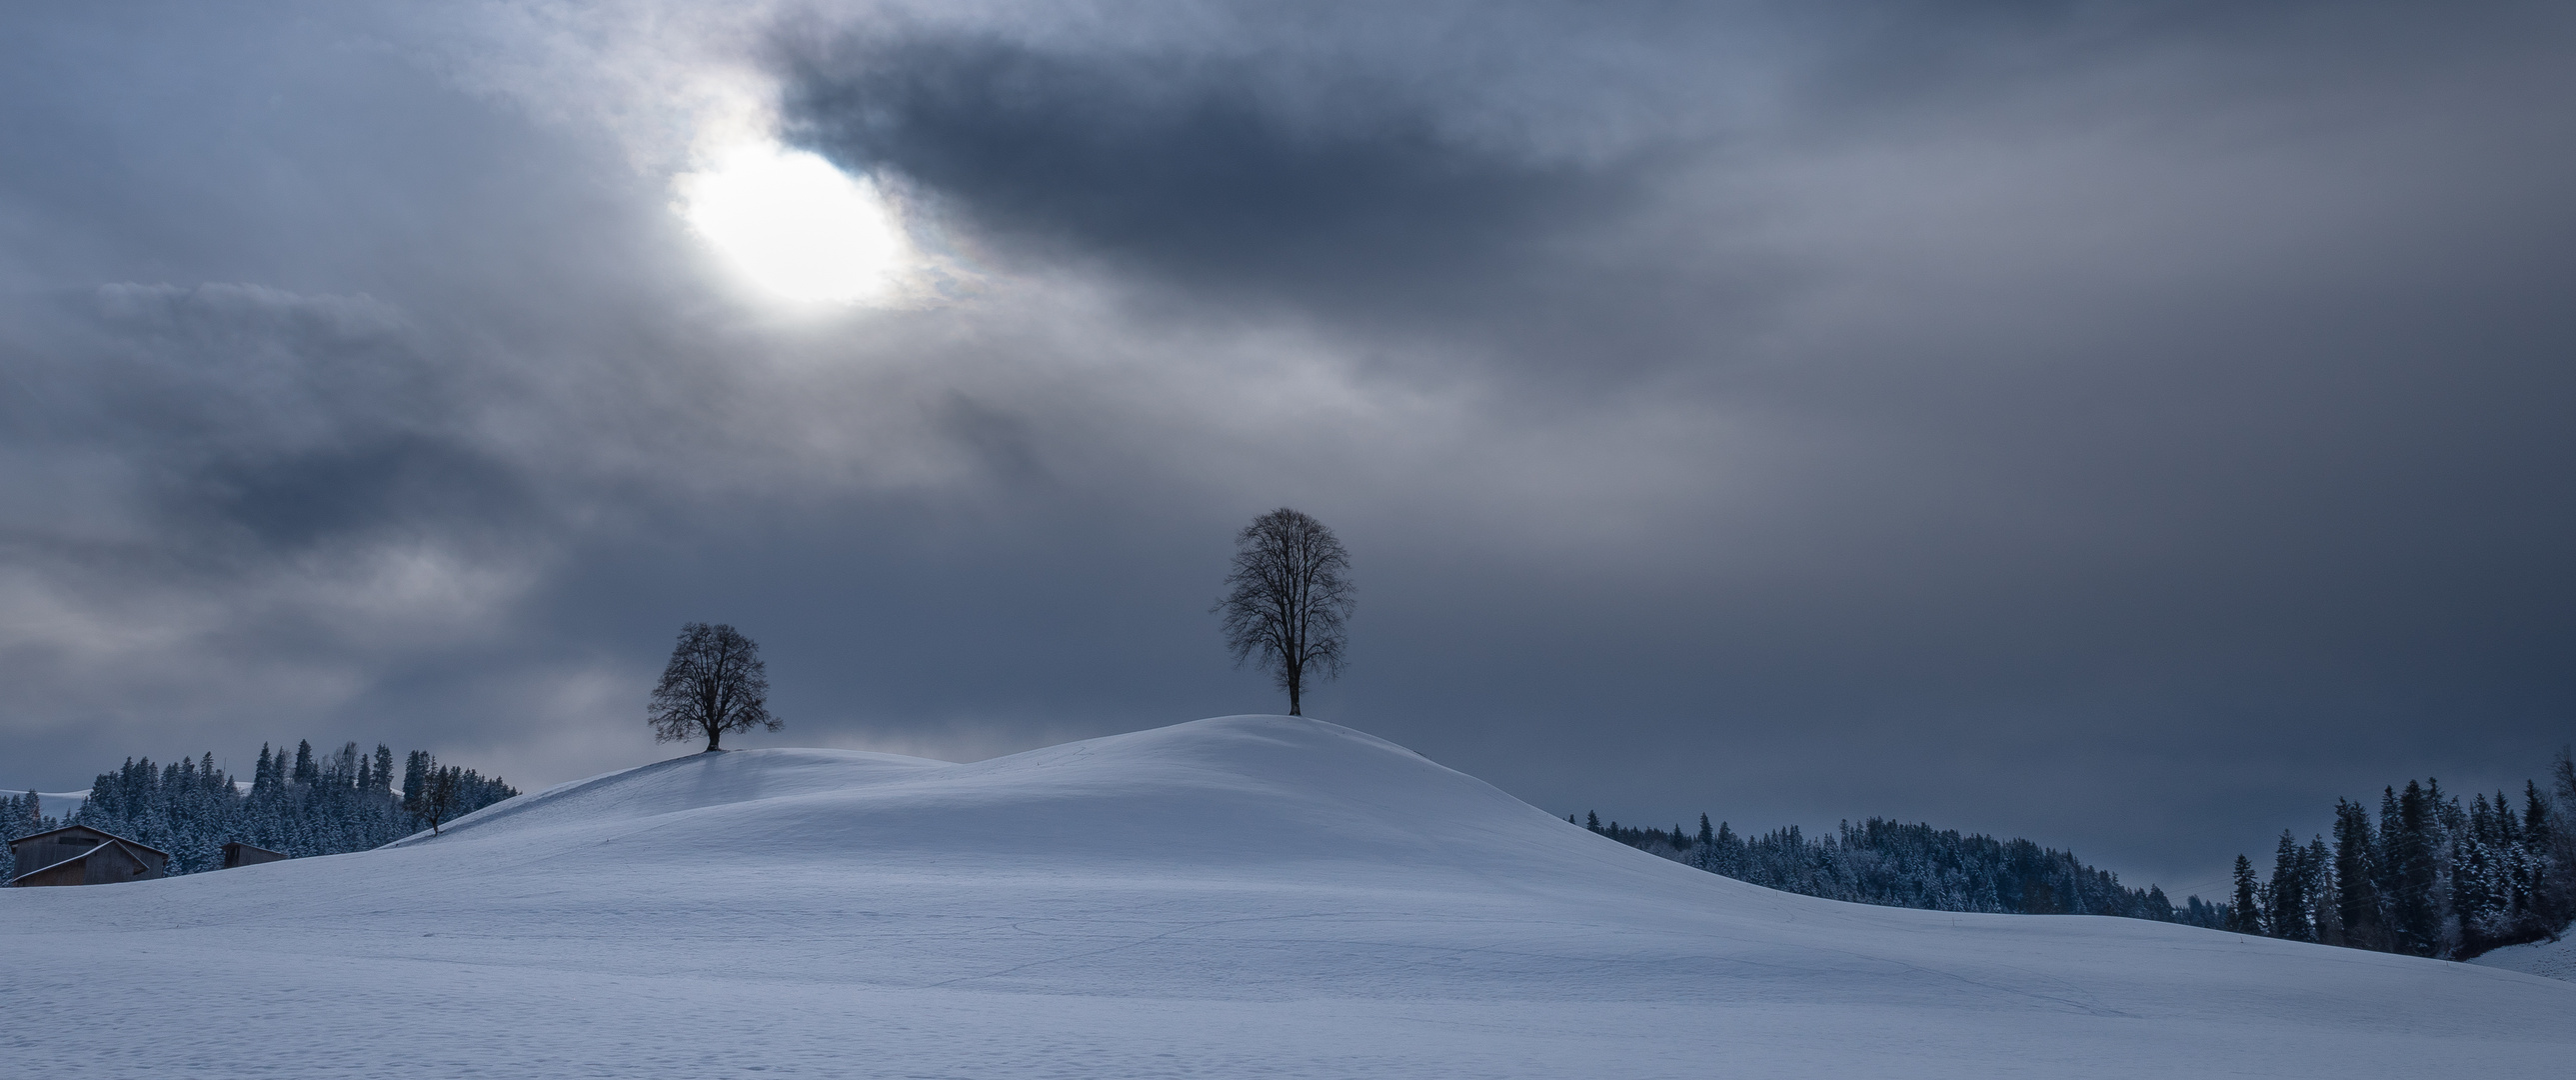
[2220,750,2576,959]
[0,791,56,874]
[1576,810,2218,926]
[1580,749,2576,958]
[1,740,517,881]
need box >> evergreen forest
[1577,810,2216,926]
[2218,758,2576,959]
[2,740,516,882]
[1581,748,2576,960]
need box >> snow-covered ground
[5,716,2570,1077]
[2471,934,2576,983]
[5,780,267,819]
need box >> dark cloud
[1,0,2573,898]
[779,31,1643,337]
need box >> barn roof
[6,837,161,886]
[7,823,170,856]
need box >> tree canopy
[649,622,780,752]
[1217,508,1354,716]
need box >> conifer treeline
[0,790,54,858]
[1580,749,2576,958]
[2223,751,2576,959]
[1,740,517,881]
[1577,811,2220,925]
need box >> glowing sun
[675,142,908,305]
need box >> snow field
[5,715,2571,1077]
[2470,933,2576,982]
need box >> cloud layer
[2,0,2573,893]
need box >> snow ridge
[6,715,2573,1078]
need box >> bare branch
[648,622,780,752]
[1215,508,1354,716]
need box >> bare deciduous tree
[1216,508,1354,716]
[398,750,520,835]
[649,622,780,752]
[416,766,462,835]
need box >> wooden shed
[7,825,169,887]
[221,842,287,869]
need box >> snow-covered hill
[6,716,2571,1077]
[2471,934,2576,982]
[3,783,254,819]
[1,788,89,817]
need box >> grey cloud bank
[1,0,2572,895]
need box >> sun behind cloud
[675,141,909,305]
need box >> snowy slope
[2471,935,2576,982]
[1,788,89,818]
[2,783,252,820]
[5,716,2571,1078]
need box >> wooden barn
[7,825,169,887]
[221,842,287,869]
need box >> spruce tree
[2526,780,2566,926]
[2303,836,2339,944]
[2328,799,2380,953]
[401,751,429,819]
[2229,855,2263,935]
[2386,781,2440,956]
[2267,832,2310,941]
[2455,794,2505,946]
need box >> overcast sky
[4,0,2572,897]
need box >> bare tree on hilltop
[1217,508,1354,716]
[649,622,780,752]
